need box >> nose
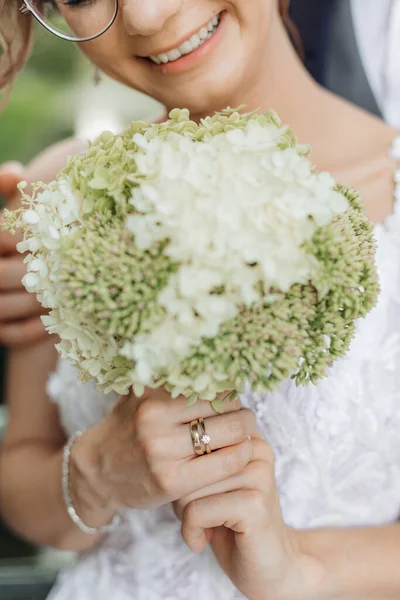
[121,0,186,36]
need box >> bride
[1,1,400,598]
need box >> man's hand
[0,163,47,347]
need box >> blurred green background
[0,24,162,165]
[0,26,84,165]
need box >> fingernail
[0,162,24,176]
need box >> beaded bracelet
[62,431,122,535]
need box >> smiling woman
[0,0,298,96]
[2,2,400,600]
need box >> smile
[148,13,222,65]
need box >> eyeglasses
[19,0,119,43]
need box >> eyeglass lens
[25,0,118,42]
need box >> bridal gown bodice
[47,138,400,600]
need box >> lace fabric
[47,138,400,600]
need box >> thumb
[0,163,25,253]
[0,162,25,206]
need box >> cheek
[78,33,133,76]
[76,37,155,98]
[230,0,274,26]
[228,0,274,57]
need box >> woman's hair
[279,0,303,56]
[0,0,299,93]
[0,0,33,92]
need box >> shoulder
[317,92,398,223]
[336,135,397,224]
[26,137,89,185]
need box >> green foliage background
[0,24,86,165]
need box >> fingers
[159,391,242,424]
[0,316,47,347]
[0,256,28,290]
[0,248,47,347]
[179,438,253,497]
[0,292,43,322]
[0,163,25,256]
[0,162,24,177]
[129,387,242,425]
[181,489,266,553]
[0,162,24,206]
[177,395,242,423]
[0,217,23,255]
[174,438,274,519]
[176,408,257,458]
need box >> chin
[164,88,236,117]
[155,67,248,118]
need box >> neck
[239,17,321,132]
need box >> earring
[93,67,102,86]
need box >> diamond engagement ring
[198,418,212,454]
[189,418,212,456]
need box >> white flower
[23,210,40,225]
[17,237,41,253]
[81,359,103,378]
[28,258,48,277]
[22,272,40,292]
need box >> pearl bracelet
[62,431,122,536]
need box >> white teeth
[149,14,221,65]
[199,26,209,40]
[179,40,193,55]
[167,48,182,61]
[189,33,201,47]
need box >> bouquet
[2,108,379,411]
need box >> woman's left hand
[173,434,326,600]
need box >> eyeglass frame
[19,0,119,43]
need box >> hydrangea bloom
[2,108,379,410]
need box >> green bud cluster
[56,212,178,341]
[61,107,308,221]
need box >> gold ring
[190,420,204,456]
[198,418,212,454]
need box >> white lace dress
[47,138,400,600]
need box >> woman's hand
[174,436,326,600]
[69,388,257,527]
[0,162,47,347]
